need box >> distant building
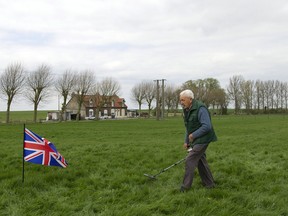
[65,93,128,120]
[127,109,138,118]
[46,111,72,121]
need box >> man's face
[180,95,192,109]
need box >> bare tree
[283,82,288,110]
[73,70,95,121]
[254,80,264,110]
[240,80,254,114]
[259,81,266,110]
[263,81,270,110]
[173,87,182,116]
[279,82,285,110]
[131,81,146,116]
[143,81,156,117]
[227,75,244,114]
[26,64,54,122]
[98,77,121,99]
[262,80,276,111]
[165,84,177,116]
[55,69,76,121]
[214,88,229,115]
[268,80,275,109]
[95,77,121,118]
[0,63,26,123]
[274,80,281,109]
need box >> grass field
[0,114,288,216]
[0,110,48,123]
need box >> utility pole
[154,79,166,120]
[155,80,160,120]
[161,79,166,119]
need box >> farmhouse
[66,93,128,120]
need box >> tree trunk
[33,103,38,123]
[6,101,11,124]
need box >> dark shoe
[205,184,215,189]
[180,185,188,192]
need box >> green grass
[0,115,288,215]
[0,111,48,123]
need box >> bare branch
[0,62,26,123]
[26,64,54,122]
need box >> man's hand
[189,133,194,142]
[183,143,189,150]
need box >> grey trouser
[182,144,215,189]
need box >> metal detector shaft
[145,157,186,179]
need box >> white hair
[180,89,194,99]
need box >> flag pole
[22,123,25,183]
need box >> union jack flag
[24,128,68,168]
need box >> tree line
[227,75,288,114]
[130,78,228,117]
[1,63,287,123]
[0,62,120,123]
[130,75,288,116]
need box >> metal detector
[144,157,186,180]
[144,147,192,180]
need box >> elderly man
[179,89,217,192]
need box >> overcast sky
[0,0,288,111]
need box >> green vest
[184,100,217,145]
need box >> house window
[89,109,94,117]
